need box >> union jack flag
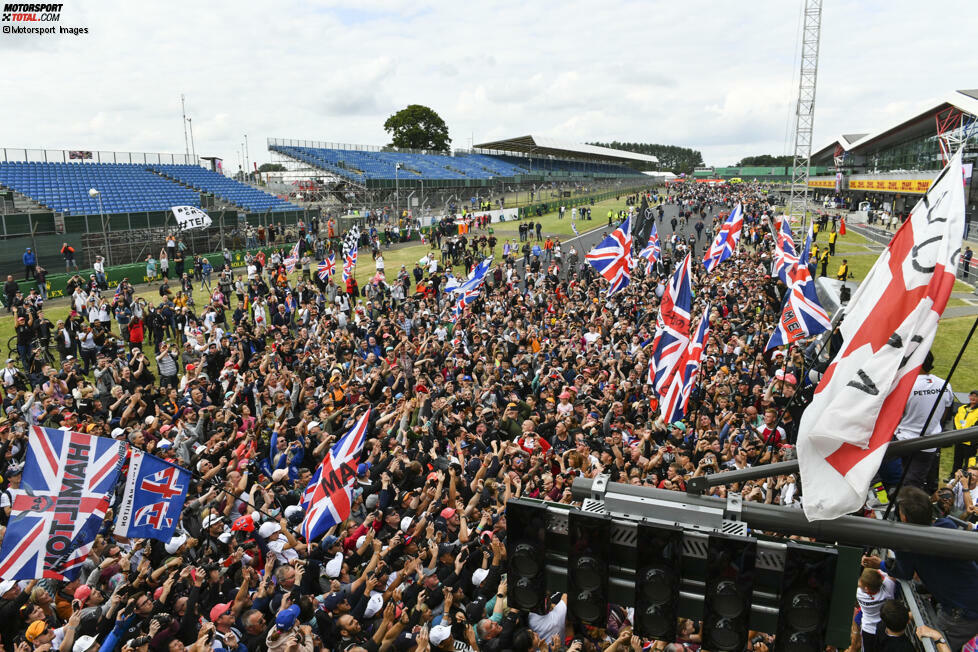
[114,449,190,541]
[0,428,125,580]
[283,240,301,274]
[766,226,831,350]
[636,223,661,274]
[648,253,692,394]
[703,203,743,273]
[585,216,632,295]
[773,216,799,284]
[448,287,481,322]
[342,243,358,284]
[660,303,711,423]
[301,410,371,542]
[317,254,335,281]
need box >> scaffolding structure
[786,0,823,230]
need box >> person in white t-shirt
[528,594,567,642]
[856,567,897,652]
[893,352,953,493]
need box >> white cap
[202,514,222,529]
[429,625,453,646]
[110,427,126,438]
[144,415,156,425]
[307,421,320,430]
[164,533,187,555]
[324,552,344,578]
[258,521,281,539]
[0,580,16,596]
[472,567,489,587]
[355,534,367,549]
[73,635,97,652]
[284,505,303,521]
[400,516,413,533]
[363,592,384,618]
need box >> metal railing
[0,147,199,166]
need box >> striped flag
[637,223,661,274]
[648,253,692,394]
[284,240,301,274]
[301,410,371,541]
[797,150,965,520]
[660,303,711,423]
[317,254,335,281]
[0,428,125,580]
[585,216,633,295]
[342,243,358,284]
[703,203,743,273]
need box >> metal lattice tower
[786,0,823,230]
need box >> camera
[131,636,153,648]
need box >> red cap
[73,585,92,605]
[439,507,457,520]
[209,601,233,623]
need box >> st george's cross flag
[585,215,633,295]
[637,223,662,274]
[0,428,125,580]
[766,227,831,350]
[797,150,965,521]
[317,254,336,281]
[703,203,744,273]
[113,449,190,542]
[648,253,693,394]
[301,410,371,541]
[660,303,711,423]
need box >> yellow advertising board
[807,179,836,189]
[847,178,932,194]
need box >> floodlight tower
[786,0,823,231]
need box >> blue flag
[113,449,190,541]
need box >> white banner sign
[171,206,213,230]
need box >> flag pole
[881,314,978,520]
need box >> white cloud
[0,0,976,168]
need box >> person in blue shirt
[22,247,36,280]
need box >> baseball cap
[73,635,97,652]
[322,591,347,611]
[439,507,456,520]
[258,521,281,539]
[0,580,16,596]
[275,605,300,630]
[209,601,233,623]
[202,514,223,529]
[429,625,453,646]
[73,585,93,605]
[25,621,48,643]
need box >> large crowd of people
[0,181,976,652]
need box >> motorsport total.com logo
[2,3,88,35]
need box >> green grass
[0,195,634,371]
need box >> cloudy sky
[2,0,976,168]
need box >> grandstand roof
[812,89,978,163]
[473,135,658,164]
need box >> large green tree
[589,141,704,175]
[257,163,286,172]
[384,105,452,152]
[735,154,794,167]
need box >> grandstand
[0,160,301,216]
[268,136,649,190]
[0,162,201,215]
[148,164,302,213]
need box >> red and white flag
[797,150,965,521]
